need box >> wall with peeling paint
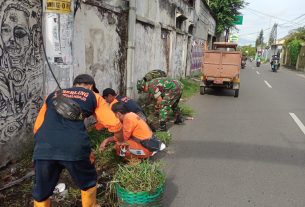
[0,0,43,167]
[194,0,216,41]
[0,0,215,167]
[73,4,127,94]
[133,0,194,94]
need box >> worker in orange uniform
[95,88,146,130]
[100,102,165,159]
[32,74,123,207]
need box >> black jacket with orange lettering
[33,87,121,161]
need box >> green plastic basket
[115,183,164,207]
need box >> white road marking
[297,74,305,79]
[256,71,260,75]
[264,80,272,88]
[289,113,305,135]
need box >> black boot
[174,114,184,125]
[158,121,167,131]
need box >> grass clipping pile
[113,160,165,206]
[114,161,165,193]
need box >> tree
[255,29,264,48]
[284,26,305,47]
[283,27,305,66]
[208,0,248,37]
[237,45,256,57]
[268,23,278,46]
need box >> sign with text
[233,15,243,25]
[229,34,239,43]
[46,0,72,13]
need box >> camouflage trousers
[159,87,182,122]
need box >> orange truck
[200,42,241,97]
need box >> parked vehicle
[200,42,241,98]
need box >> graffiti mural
[0,0,43,144]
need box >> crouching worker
[32,74,123,207]
[99,102,165,159]
[137,77,184,131]
[95,88,146,130]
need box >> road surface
[163,62,305,207]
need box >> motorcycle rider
[241,54,247,68]
[256,55,261,67]
[270,55,280,68]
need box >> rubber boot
[158,121,167,131]
[81,186,101,207]
[34,198,51,207]
[174,114,184,125]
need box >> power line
[244,7,300,27]
[239,12,305,38]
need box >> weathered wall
[73,3,128,94]
[296,45,305,71]
[134,22,155,87]
[133,0,193,88]
[194,0,215,41]
[0,0,43,167]
[172,33,188,78]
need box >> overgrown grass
[155,131,172,146]
[113,160,165,193]
[179,103,196,117]
[181,78,200,99]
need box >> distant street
[163,62,305,207]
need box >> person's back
[34,87,97,161]
[102,88,145,122]
[146,77,182,98]
[32,74,122,207]
[116,95,143,114]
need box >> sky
[234,0,305,46]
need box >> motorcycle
[271,59,279,72]
[241,60,246,69]
[256,60,261,67]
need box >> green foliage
[88,129,113,147]
[237,45,256,57]
[256,29,264,48]
[209,0,247,34]
[113,160,165,193]
[179,103,196,117]
[288,39,302,66]
[181,78,199,99]
[155,131,172,146]
[284,27,305,47]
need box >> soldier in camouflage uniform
[137,77,183,131]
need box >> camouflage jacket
[146,78,183,99]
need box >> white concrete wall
[194,0,215,41]
[133,0,193,89]
[134,23,155,84]
[73,4,126,93]
[0,0,43,167]
[172,33,188,78]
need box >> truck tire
[200,86,205,95]
[234,89,239,98]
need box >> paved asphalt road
[163,62,305,207]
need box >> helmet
[136,79,146,93]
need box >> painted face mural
[0,0,43,145]
[1,7,31,58]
